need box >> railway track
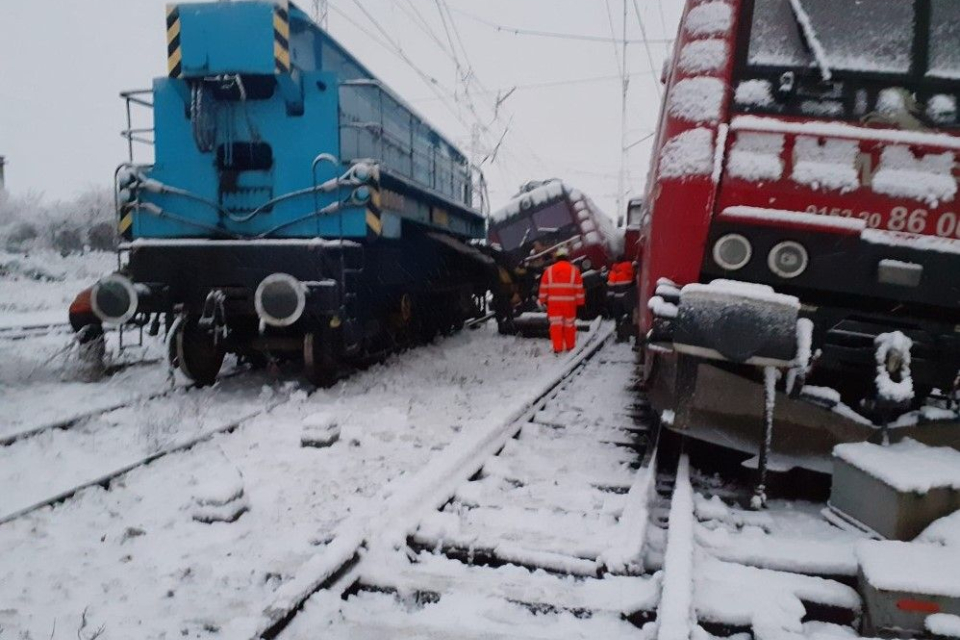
[0,319,876,639]
[0,322,73,341]
[0,361,215,447]
[0,313,502,526]
[0,383,296,526]
[247,326,868,640]
[245,322,667,639]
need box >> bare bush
[87,221,117,251]
[0,187,114,254]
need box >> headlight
[255,273,307,327]
[768,241,809,278]
[91,274,140,324]
[582,258,593,270]
[712,234,752,271]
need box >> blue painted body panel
[134,1,482,241]
[178,3,276,77]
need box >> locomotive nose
[91,274,141,325]
[255,273,307,327]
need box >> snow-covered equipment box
[857,540,960,637]
[831,439,960,540]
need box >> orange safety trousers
[538,260,585,353]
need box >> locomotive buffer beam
[648,280,804,507]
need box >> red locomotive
[488,179,622,319]
[638,0,960,472]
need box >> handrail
[338,81,472,207]
[120,88,155,163]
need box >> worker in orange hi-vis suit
[538,246,585,353]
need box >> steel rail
[253,320,615,640]
[0,392,294,527]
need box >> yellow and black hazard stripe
[365,187,383,236]
[365,210,383,236]
[167,5,182,78]
[274,1,291,74]
[118,208,134,239]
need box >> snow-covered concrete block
[301,411,341,448]
[857,540,960,637]
[191,464,249,524]
[831,439,960,540]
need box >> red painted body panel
[717,117,960,238]
[637,0,742,334]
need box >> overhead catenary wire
[445,5,672,45]
[631,0,664,99]
[333,0,526,180]
[329,3,464,126]
[329,1,665,211]
[407,71,653,103]
[433,0,466,85]
[655,0,670,38]
[603,0,626,79]
[330,2,540,189]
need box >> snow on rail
[657,454,695,640]
[1,323,616,639]
[696,556,861,636]
[361,551,658,616]
[601,449,658,575]
[0,374,184,446]
[0,390,292,526]
[249,321,614,639]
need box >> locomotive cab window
[733,0,960,128]
[494,218,535,251]
[531,201,575,233]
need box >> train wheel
[304,331,339,388]
[174,318,225,387]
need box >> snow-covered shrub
[87,221,118,252]
[4,221,39,252]
[0,187,114,254]
[53,227,84,256]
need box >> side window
[929,0,960,79]
[531,202,574,231]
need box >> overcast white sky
[0,0,679,217]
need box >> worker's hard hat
[555,246,569,259]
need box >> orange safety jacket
[607,261,635,285]
[538,260,585,314]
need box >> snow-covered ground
[281,339,654,640]
[0,330,169,443]
[3,251,959,640]
[0,250,114,329]
[0,312,605,638]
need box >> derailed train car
[638,0,960,471]
[487,179,622,319]
[88,1,504,385]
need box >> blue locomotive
[90,1,501,385]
